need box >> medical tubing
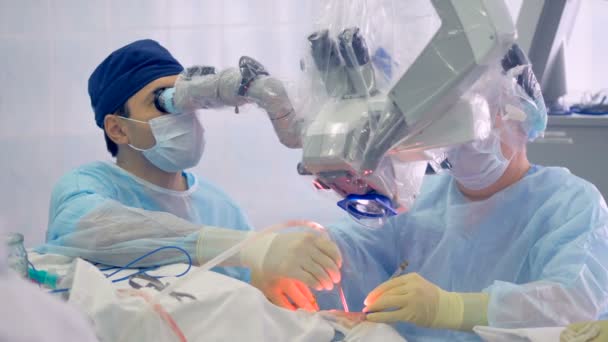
[110,267,159,283]
[49,288,69,294]
[118,220,340,342]
[48,246,191,295]
[28,269,61,289]
[99,265,120,272]
[104,246,192,278]
[27,260,37,272]
[119,288,187,342]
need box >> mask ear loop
[117,116,157,152]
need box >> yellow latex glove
[250,271,319,312]
[363,273,489,330]
[561,321,607,342]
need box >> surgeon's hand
[561,321,607,342]
[242,232,342,310]
[363,273,443,326]
[251,272,319,312]
[363,273,488,330]
[263,232,342,290]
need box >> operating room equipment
[389,261,409,280]
[149,0,518,223]
[239,0,517,222]
[44,245,193,296]
[28,268,62,289]
[103,246,192,281]
[570,90,608,115]
[288,0,518,222]
[5,232,29,278]
[152,56,301,148]
[128,273,196,302]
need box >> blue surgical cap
[88,39,184,128]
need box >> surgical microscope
[152,0,517,223]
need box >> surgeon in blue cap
[37,40,343,311]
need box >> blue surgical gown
[37,161,252,282]
[317,165,608,341]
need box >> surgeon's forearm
[485,280,601,328]
[195,227,277,269]
[431,291,489,331]
[460,293,489,330]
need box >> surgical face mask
[446,133,510,191]
[121,113,205,172]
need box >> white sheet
[31,252,576,342]
[474,325,565,342]
[30,252,405,342]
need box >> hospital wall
[0,0,606,246]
